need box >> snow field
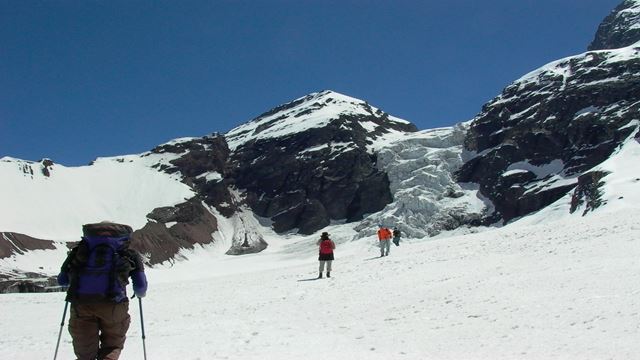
[1,208,639,360]
[0,157,194,240]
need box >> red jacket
[377,228,392,241]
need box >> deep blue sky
[1,0,621,166]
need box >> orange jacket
[377,228,392,241]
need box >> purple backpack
[66,223,136,303]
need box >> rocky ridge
[458,2,640,223]
[589,0,640,51]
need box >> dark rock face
[0,232,56,259]
[146,134,269,254]
[130,199,219,265]
[458,42,640,223]
[570,171,610,215]
[232,136,394,234]
[0,233,60,294]
[589,0,640,51]
[149,134,237,217]
[0,272,60,294]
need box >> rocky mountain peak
[225,90,414,151]
[225,91,417,234]
[588,0,640,50]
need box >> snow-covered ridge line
[616,0,640,28]
[224,90,410,151]
[513,42,640,91]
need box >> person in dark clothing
[57,222,147,360]
[316,231,336,278]
[392,227,401,246]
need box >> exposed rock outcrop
[589,0,640,51]
[570,170,610,215]
[130,199,219,265]
[146,134,269,254]
[40,159,54,177]
[0,232,56,259]
[0,233,59,293]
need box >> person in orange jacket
[377,225,392,257]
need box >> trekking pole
[138,297,148,360]
[53,301,69,360]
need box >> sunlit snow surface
[1,208,640,359]
[0,153,195,240]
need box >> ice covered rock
[355,123,487,239]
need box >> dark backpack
[65,223,136,303]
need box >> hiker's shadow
[297,277,320,282]
[364,256,383,261]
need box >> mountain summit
[226,90,415,151]
[589,0,640,50]
[226,89,418,234]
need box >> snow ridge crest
[225,90,409,150]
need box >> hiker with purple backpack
[57,222,147,360]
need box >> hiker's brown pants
[69,302,131,360]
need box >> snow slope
[0,154,195,240]
[512,40,640,95]
[512,123,640,226]
[1,204,639,360]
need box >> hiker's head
[321,232,329,240]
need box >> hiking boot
[327,272,331,278]
[318,272,322,279]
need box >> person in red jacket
[317,232,335,278]
[377,225,392,257]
